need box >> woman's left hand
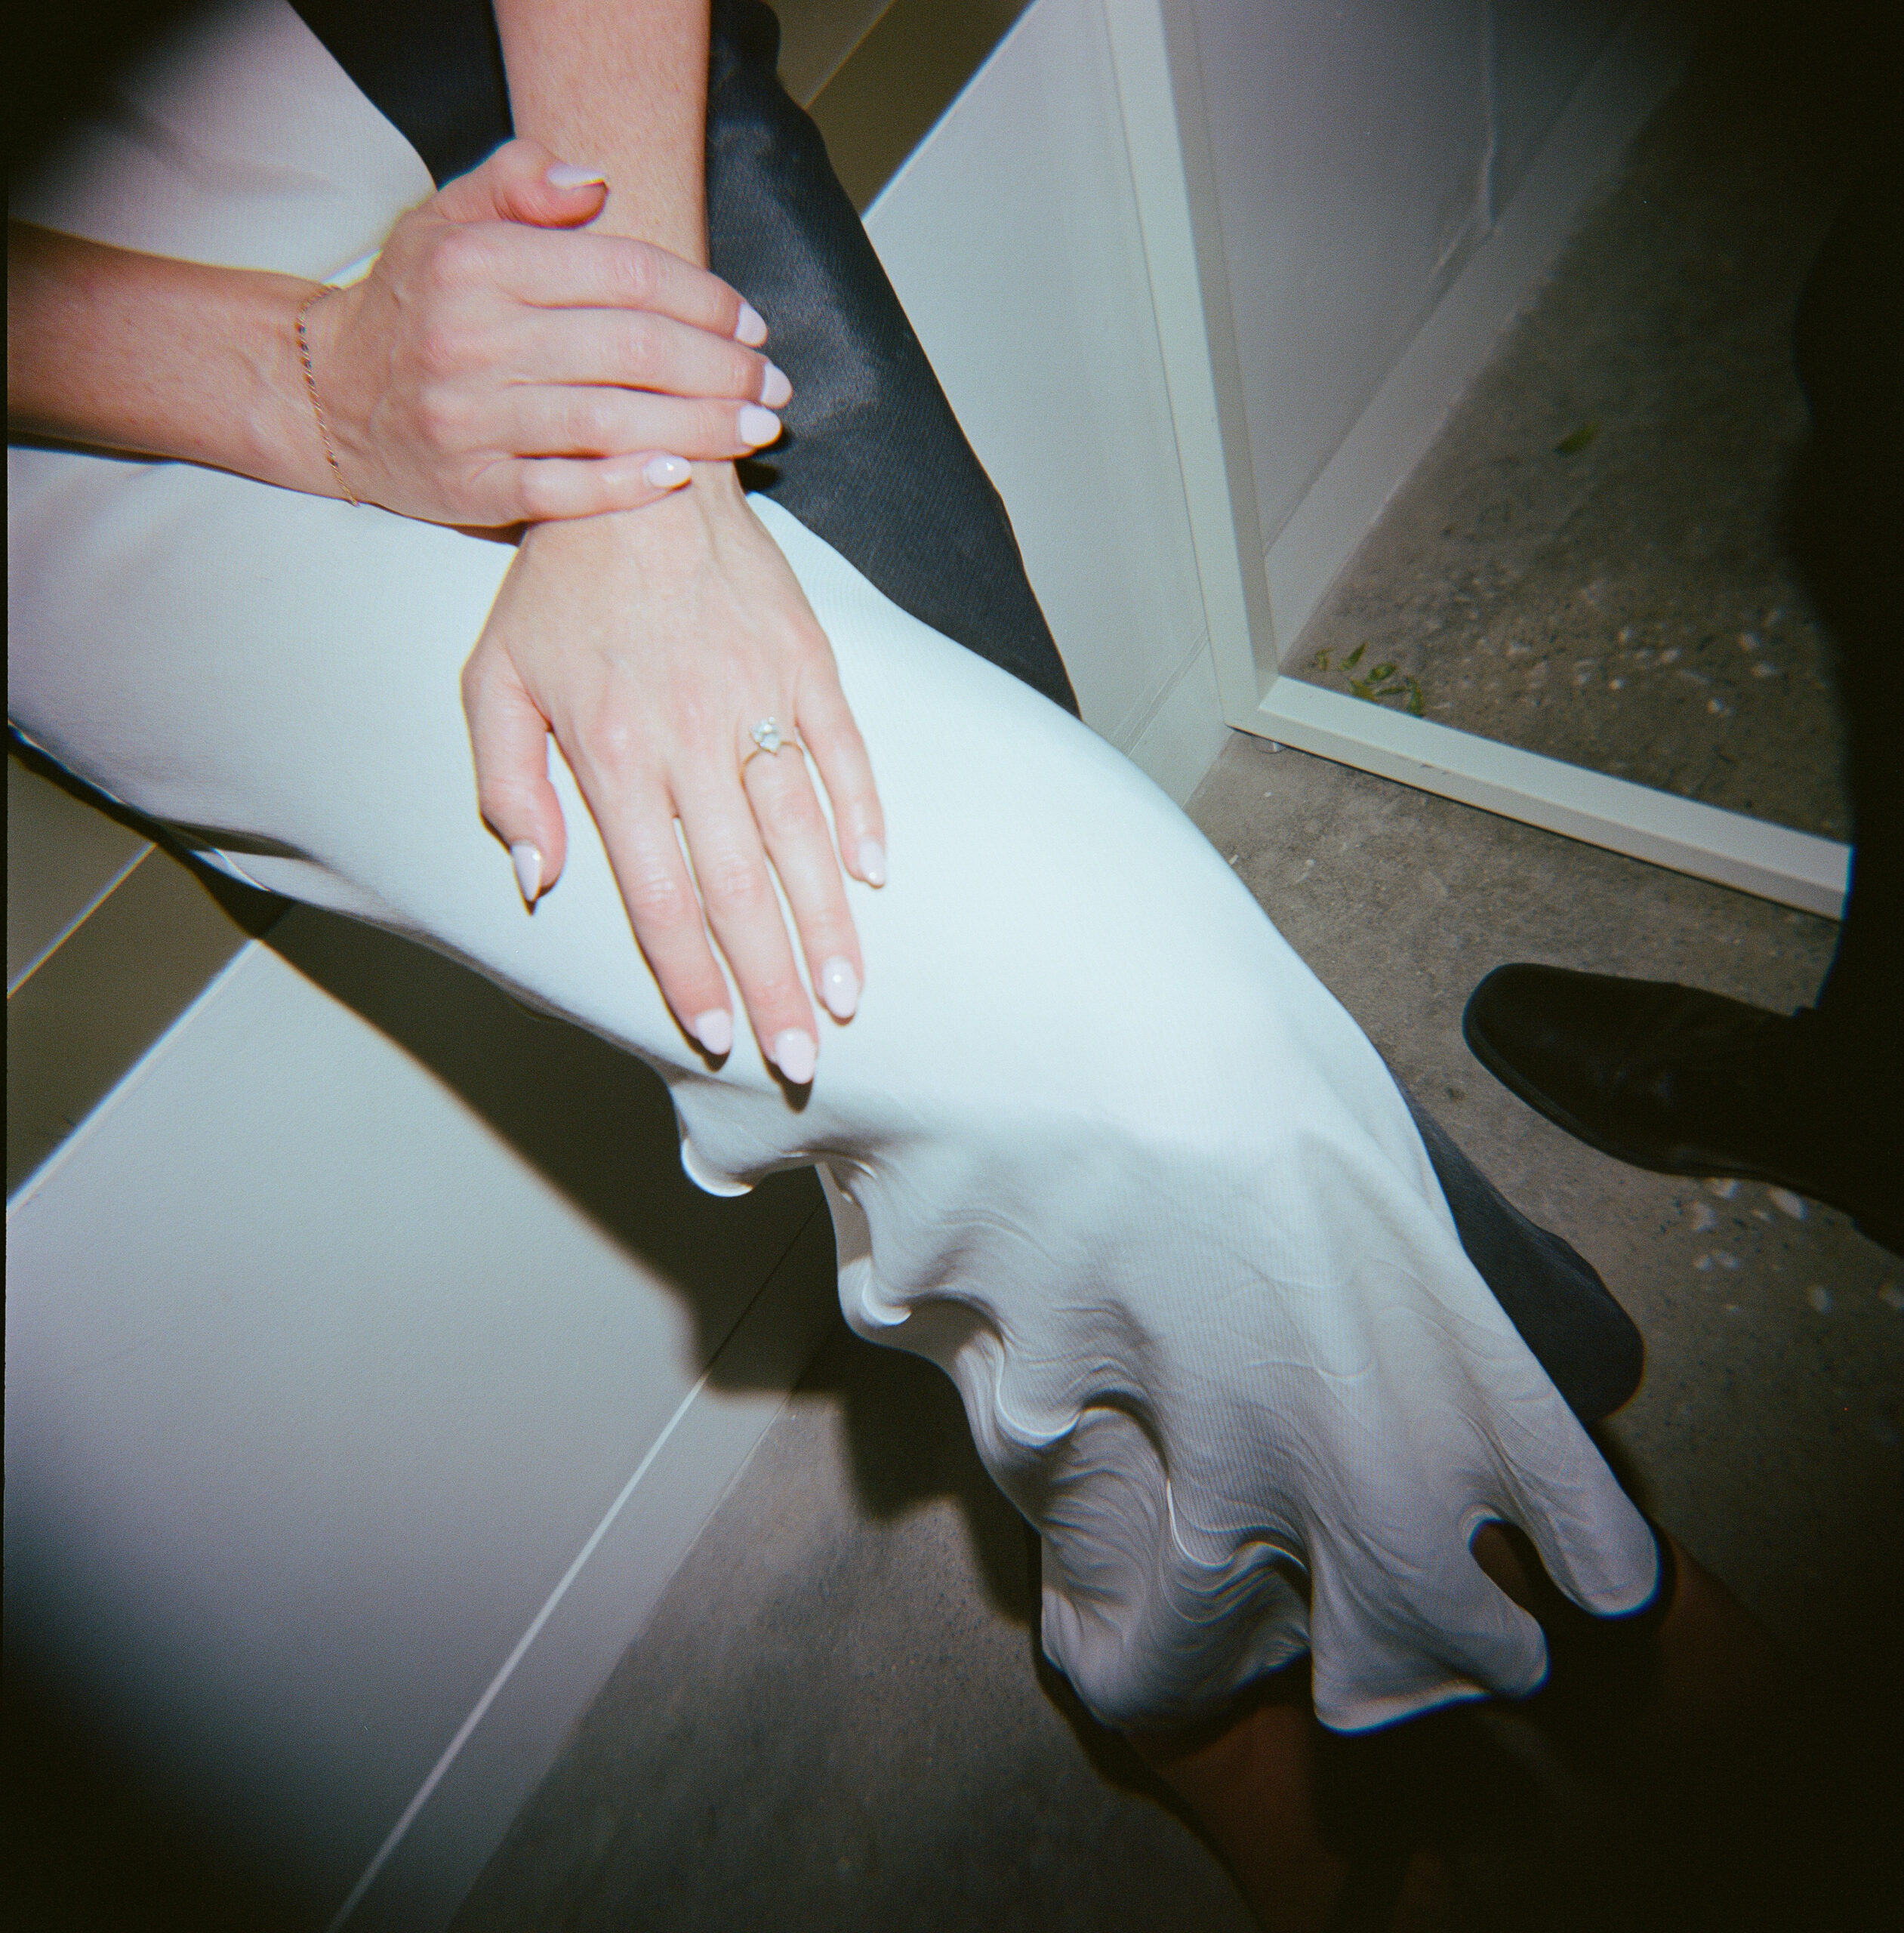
[460,465,886,1080]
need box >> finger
[433,137,608,230]
[502,387,787,462]
[497,304,787,405]
[433,187,764,344]
[672,777,819,1083]
[743,745,864,1023]
[461,643,569,904]
[587,776,737,1057]
[793,663,887,887]
[498,453,695,522]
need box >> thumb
[462,646,570,908]
[433,137,608,230]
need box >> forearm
[494,0,711,262]
[492,7,748,590]
[7,222,331,492]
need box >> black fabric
[288,0,511,187]
[1789,146,1904,1095]
[704,0,1078,712]
[1399,1086,1643,1423]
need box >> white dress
[8,0,1657,1734]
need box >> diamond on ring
[750,717,787,756]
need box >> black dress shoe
[1462,965,1902,1256]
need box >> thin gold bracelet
[294,287,359,506]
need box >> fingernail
[738,404,781,447]
[545,162,608,189]
[693,1009,733,1056]
[857,837,886,887]
[818,956,860,1022]
[735,299,769,347]
[771,1028,816,1084]
[759,361,792,408]
[510,841,542,904]
[643,453,690,489]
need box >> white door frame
[1101,0,1849,920]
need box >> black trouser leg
[1791,149,1904,1098]
[703,0,1078,714]
[1398,1085,1643,1421]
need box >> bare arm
[6,143,779,525]
[467,2,886,1079]
[494,0,712,261]
[8,220,337,495]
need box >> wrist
[260,279,362,502]
[523,460,747,556]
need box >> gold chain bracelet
[294,287,359,506]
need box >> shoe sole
[1462,1014,1904,1258]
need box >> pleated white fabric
[8,0,1658,1733]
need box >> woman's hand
[301,139,791,524]
[461,467,887,1078]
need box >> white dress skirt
[8,0,1658,1734]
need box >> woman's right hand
[298,138,790,526]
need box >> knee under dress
[8,0,1659,1734]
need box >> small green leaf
[1348,677,1375,701]
[1345,642,1367,669]
[1313,648,1332,671]
[1369,663,1397,682]
[1554,421,1599,456]
[1406,677,1426,717]
[1373,685,1406,699]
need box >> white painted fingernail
[857,838,886,887]
[759,362,792,408]
[818,957,860,1021]
[510,842,542,904]
[738,404,781,447]
[735,299,769,347]
[693,1009,733,1056]
[643,454,690,489]
[545,162,608,189]
[771,1028,816,1084]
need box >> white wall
[1190,0,1635,561]
[867,0,1227,800]
[5,916,836,1928]
[1490,0,1629,212]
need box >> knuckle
[416,387,467,447]
[624,863,695,931]
[565,390,620,452]
[698,852,771,914]
[429,226,488,288]
[756,775,823,832]
[618,243,661,306]
[618,312,661,380]
[746,967,807,1013]
[575,714,642,787]
[515,466,565,520]
[474,776,528,828]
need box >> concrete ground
[1290,4,1862,840]
[455,13,1901,1930]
